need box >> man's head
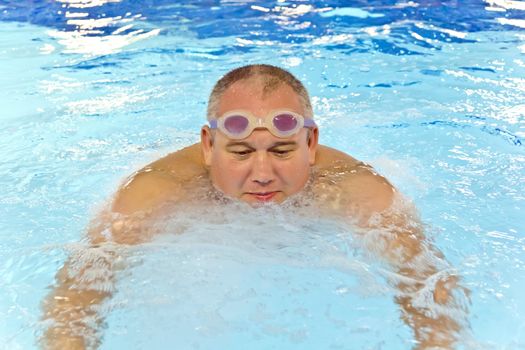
[206,64,313,121]
[201,64,318,205]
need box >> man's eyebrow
[226,141,253,148]
[270,141,298,147]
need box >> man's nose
[251,152,274,185]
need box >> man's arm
[40,230,116,350]
[346,169,470,349]
[40,203,166,349]
[315,147,469,348]
[39,146,203,349]
[368,200,468,349]
[40,197,171,348]
[40,212,128,350]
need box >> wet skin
[40,78,468,350]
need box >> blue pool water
[1,0,524,349]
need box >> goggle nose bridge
[254,117,266,128]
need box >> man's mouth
[248,191,278,202]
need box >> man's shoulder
[112,143,207,214]
[149,143,205,174]
[315,145,361,168]
[313,145,395,217]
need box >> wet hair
[206,64,313,120]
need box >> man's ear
[201,125,214,166]
[307,127,319,165]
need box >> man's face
[201,79,318,204]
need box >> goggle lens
[272,113,298,132]
[224,115,249,135]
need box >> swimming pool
[1,0,524,349]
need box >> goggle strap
[304,119,317,128]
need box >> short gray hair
[206,64,313,120]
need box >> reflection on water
[0,0,524,349]
[46,0,160,56]
[485,0,525,11]
[56,0,122,9]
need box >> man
[41,65,467,349]
[110,65,391,217]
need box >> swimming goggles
[209,110,317,139]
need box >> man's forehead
[223,78,286,97]
[217,79,304,116]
